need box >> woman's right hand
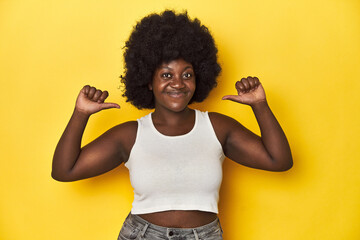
[75,85,120,116]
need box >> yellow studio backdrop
[0,0,359,239]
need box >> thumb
[99,102,121,110]
[222,95,243,103]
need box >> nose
[170,75,185,89]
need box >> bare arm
[213,77,292,171]
[51,86,136,182]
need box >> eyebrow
[161,66,193,70]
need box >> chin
[158,101,190,112]
[167,104,189,112]
[155,95,193,112]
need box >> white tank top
[125,109,225,214]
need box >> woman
[52,10,293,240]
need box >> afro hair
[121,10,221,109]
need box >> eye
[161,73,172,79]
[183,73,193,79]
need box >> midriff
[137,210,217,228]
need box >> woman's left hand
[222,76,266,106]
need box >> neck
[152,107,193,125]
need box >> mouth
[166,91,188,98]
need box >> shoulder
[106,121,138,138]
[111,120,138,131]
[100,121,138,145]
[207,112,244,146]
[208,112,240,128]
[100,121,138,156]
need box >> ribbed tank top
[125,109,225,214]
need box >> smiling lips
[165,91,188,98]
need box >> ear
[148,82,153,91]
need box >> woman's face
[150,58,196,113]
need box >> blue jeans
[118,213,223,240]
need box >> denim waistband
[124,213,223,239]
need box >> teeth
[167,92,185,97]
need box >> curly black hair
[121,10,221,109]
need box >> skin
[52,58,293,228]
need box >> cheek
[153,82,169,95]
[189,80,196,91]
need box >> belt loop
[192,229,199,240]
[140,223,149,237]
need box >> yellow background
[1,0,359,239]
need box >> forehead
[157,58,193,69]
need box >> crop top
[125,109,225,214]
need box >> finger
[98,91,109,103]
[248,77,256,89]
[241,78,250,92]
[99,102,121,110]
[87,87,96,99]
[250,77,261,90]
[254,77,260,87]
[222,95,242,103]
[82,85,90,94]
[92,90,102,102]
[235,81,246,94]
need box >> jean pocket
[118,222,141,240]
[200,229,223,240]
[199,220,223,240]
